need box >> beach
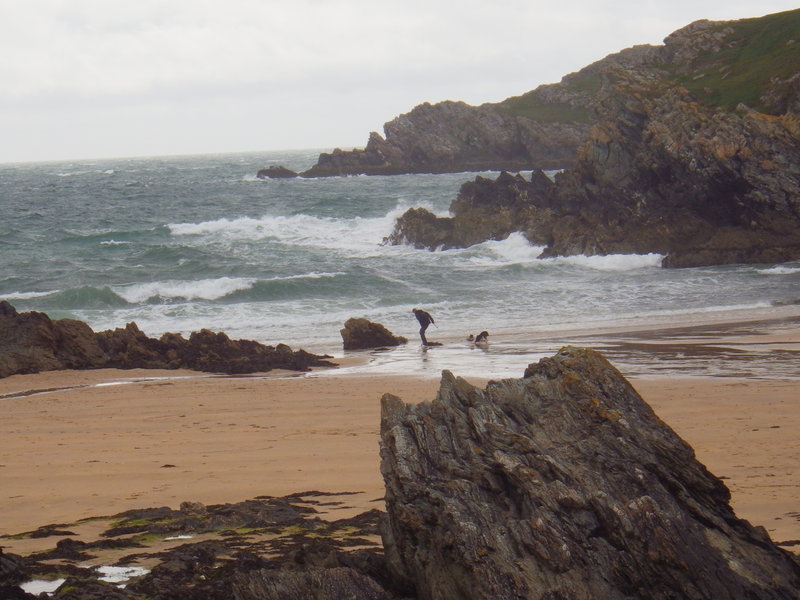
[1,312,799,558]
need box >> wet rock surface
[0,301,334,378]
[5,493,396,600]
[379,347,800,599]
[340,317,408,350]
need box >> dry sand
[1,320,798,557]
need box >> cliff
[292,46,668,178]
[386,10,800,267]
[299,100,591,177]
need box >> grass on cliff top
[675,8,800,112]
[496,94,592,123]
[494,72,600,124]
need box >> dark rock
[379,347,800,599]
[0,301,107,378]
[256,165,299,179]
[340,318,408,350]
[232,567,395,600]
[384,170,555,250]
[0,301,335,378]
[300,99,591,178]
[384,10,800,267]
[51,578,132,600]
[0,549,27,589]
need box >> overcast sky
[1,1,797,163]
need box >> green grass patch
[496,92,591,123]
[673,9,800,112]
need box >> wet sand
[1,311,799,556]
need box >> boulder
[379,347,800,599]
[340,318,408,350]
[0,301,106,378]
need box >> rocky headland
[0,301,333,378]
[379,10,800,267]
[5,347,800,598]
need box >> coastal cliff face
[380,347,800,599]
[301,101,591,176]
[386,10,800,267]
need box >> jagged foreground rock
[379,347,800,599]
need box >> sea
[2,150,799,379]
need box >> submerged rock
[0,301,334,378]
[340,317,408,350]
[379,347,800,599]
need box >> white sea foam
[456,234,661,271]
[167,202,427,255]
[20,578,66,595]
[96,565,150,584]
[757,265,800,275]
[557,252,664,271]
[464,232,545,266]
[1,290,57,300]
[113,277,257,303]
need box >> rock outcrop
[256,165,299,179]
[379,347,800,599]
[340,317,408,350]
[300,102,591,177]
[0,301,333,378]
[385,10,800,267]
[295,38,693,178]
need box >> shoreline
[1,309,799,558]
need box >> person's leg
[420,324,428,345]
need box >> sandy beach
[1,313,799,558]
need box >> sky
[1,1,797,163]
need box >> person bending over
[411,308,434,345]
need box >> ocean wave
[456,234,662,271]
[1,290,56,300]
[113,272,350,304]
[556,252,664,271]
[463,233,545,266]
[113,277,258,304]
[167,202,429,254]
[18,286,131,309]
[756,265,800,275]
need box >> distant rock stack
[379,347,800,599]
